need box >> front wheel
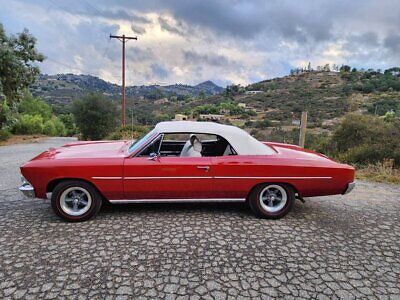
[51,180,102,222]
[249,183,295,219]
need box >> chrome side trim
[124,176,213,180]
[109,198,246,204]
[123,176,332,180]
[93,176,332,180]
[92,177,123,180]
[214,176,332,179]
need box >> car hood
[31,140,130,160]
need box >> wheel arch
[246,181,299,201]
[46,177,106,200]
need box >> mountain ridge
[30,73,224,106]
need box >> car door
[123,140,213,200]
[211,155,264,199]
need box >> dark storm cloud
[353,32,379,47]
[183,50,232,67]
[18,0,151,23]
[91,0,339,42]
[126,47,155,62]
[384,33,400,53]
[150,63,168,79]
[3,0,400,85]
[157,16,185,36]
[78,3,148,23]
[131,24,146,35]
[342,32,380,55]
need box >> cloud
[131,24,146,35]
[150,63,168,80]
[183,50,233,67]
[157,16,185,36]
[384,33,400,53]
[1,0,400,86]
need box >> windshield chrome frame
[127,130,159,157]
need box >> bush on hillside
[12,114,66,136]
[0,99,16,129]
[0,128,11,141]
[19,92,52,120]
[13,114,43,134]
[107,125,149,140]
[43,117,66,136]
[58,113,77,136]
[72,93,118,140]
[307,114,400,165]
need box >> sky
[1,0,400,87]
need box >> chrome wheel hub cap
[60,187,92,216]
[259,185,287,213]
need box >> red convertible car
[19,121,355,222]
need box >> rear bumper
[343,182,355,195]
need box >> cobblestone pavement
[0,138,399,299]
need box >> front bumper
[343,181,356,195]
[19,177,35,198]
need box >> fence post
[299,111,308,148]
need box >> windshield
[128,129,157,155]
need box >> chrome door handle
[196,166,210,172]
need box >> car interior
[136,133,237,157]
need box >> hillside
[30,74,224,107]
[187,69,400,125]
[29,69,400,132]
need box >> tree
[18,92,52,120]
[323,64,331,72]
[0,24,44,103]
[340,65,351,72]
[72,94,118,140]
[198,91,205,99]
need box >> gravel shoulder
[0,138,399,299]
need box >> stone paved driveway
[0,138,399,299]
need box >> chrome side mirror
[148,152,160,161]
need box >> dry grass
[0,135,46,146]
[356,163,400,184]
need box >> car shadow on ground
[100,201,253,217]
[94,200,311,220]
[36,199,312,223]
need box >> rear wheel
[51,180,102,222]
[249,183,295,219]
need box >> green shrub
[107,125,149,140]
[19,93,52,120]
[43,119,56,136]
[13,114,44,134]
[0,99,13,129]
[330,114,400,165]
[42,117,66,136]
[58,113,77,136]
[0,128,11,141]
[53,117,66,136]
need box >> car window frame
[134,133,164,157]
[131,132,237,158]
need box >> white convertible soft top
[155,121,275,155]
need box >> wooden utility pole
[110,34,137,126]
[298,111,308,148]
